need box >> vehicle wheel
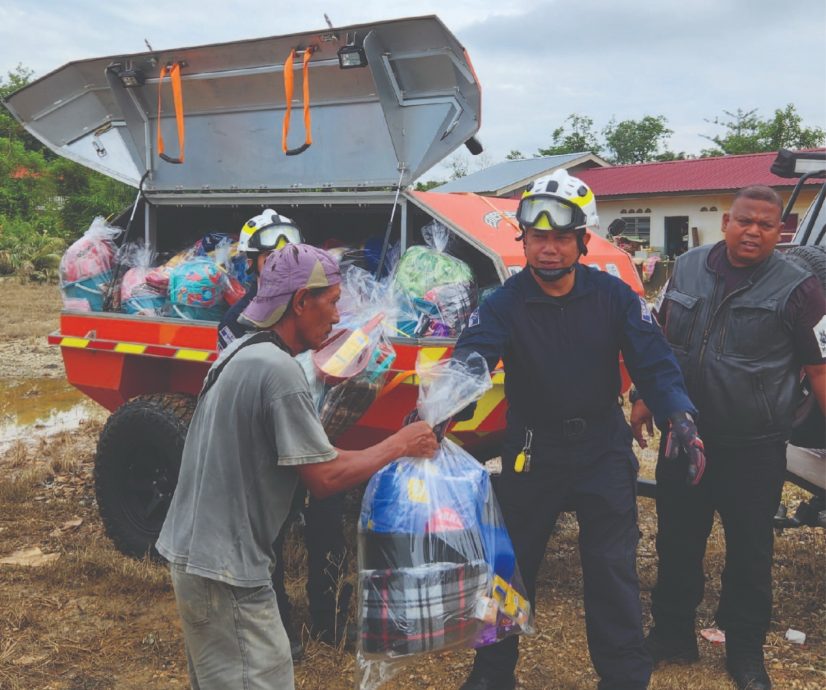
[785,245,826,447]
[786,245,826,292]
[95,393,195,559]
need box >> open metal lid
[3,16,480,193]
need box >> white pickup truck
[771,149,826,529]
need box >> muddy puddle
[0,378,103,451]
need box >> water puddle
[0,379,101,452]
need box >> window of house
[620,216,651,242]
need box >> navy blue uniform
[455,264,694,690]
[217,283,257,351]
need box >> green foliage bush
[0,65,134,281]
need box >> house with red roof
[576,151,823,256]
[436,150,823,257]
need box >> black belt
[520,403,622,443]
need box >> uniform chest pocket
[663,290,701,350]
[722,302,779,358]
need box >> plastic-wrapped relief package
[393,221,477,337]
[309,265,399,441]
[165,257,230,321]
[356,354,533,689]
[118,243,166,316]
[59,217,123,311]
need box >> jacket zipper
[697,274,756,395]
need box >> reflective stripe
[53,335,216,362]
[114,343,147,354]
[174,349,211,362]
[417,347,449,365]
[60,337,90,348]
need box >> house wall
[597,189,817,253]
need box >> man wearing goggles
[454,169,699,690]
[514,173,594,285]
[219,210,304,350]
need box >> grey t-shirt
[156,337,336,587]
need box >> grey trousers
[170,564,295,690]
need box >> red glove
[664,412,706,486]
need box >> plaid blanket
[320,377,382,442]
[360,560,490,657]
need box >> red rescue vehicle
[3,16,643,557]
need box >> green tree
[50,157,134,239]
[537,114,602,157]
[414,179,444,191]
[653,151,687,162]
[506,150,525,160]
[603,115,674,164]
[0,64,49,154]
[0,62,135,280]
[701,104,825,156]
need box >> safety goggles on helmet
[248,223,303,253]
[515,194,587,233]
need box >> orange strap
[466,193,522,234]
[282,48,313,156]
[157,62,185,164]
[376,370,416,399]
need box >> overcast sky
[1,0,824,180]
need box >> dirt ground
[0,281,824,689]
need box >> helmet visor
[516,195,585,232]
[252,224,303,252]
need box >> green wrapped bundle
[393,246,474,300]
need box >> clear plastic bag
[420,219,452,254]
[356,355,533,689]
[118,243,166,316]
[145,245,197,293]
[392,223,477,338]
[59,217,123,311]
[211,238,249,305]
[310,264,399,441]
[318,334,395,442]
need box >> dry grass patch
[0,277,61,341]
[0,415,823,689]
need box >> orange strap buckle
[157,62,185,164]
[282,48,313,156]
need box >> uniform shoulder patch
[468,307,481,328]
[814,314,826,358]
[639,296,653,324]
[218,325,237,349]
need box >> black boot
[726,651,771,690]
[644,627,699,665]
[458,669,516,690]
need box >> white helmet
[517,169,599,234]
[238,209,303,254]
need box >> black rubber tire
[786,245,826,292]
[95,393,195,560]
[784,245,826,448]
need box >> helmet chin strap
[523,229,588,282]
[532,263,577,282]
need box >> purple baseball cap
[239,244,341,329]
